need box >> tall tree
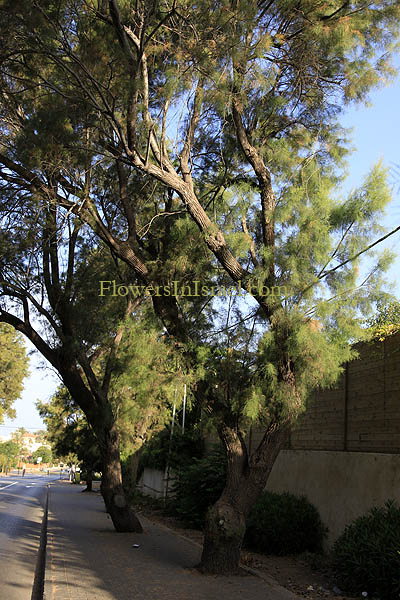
[0,192,184,531]
[38,324,188,491]
[1,0,400,573]
[0,324,29,422]
[0,210,140,529]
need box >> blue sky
[340,66,400,297]
[2,62,400,436]
[0,343,59,436]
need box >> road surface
[0,473,52,599]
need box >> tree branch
[232,98,275,286]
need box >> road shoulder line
[0,481,18,491]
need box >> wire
[0,425,44,430]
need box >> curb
[31,483,49,600]
[43,484,54,600]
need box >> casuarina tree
[0,196,184,531]
[1,0,400,573]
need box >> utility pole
[182,384,187,433]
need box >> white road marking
[0,481,18,491]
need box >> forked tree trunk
[100,425,143,533]
[200,423,290,574]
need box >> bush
[139,427,205,474]
[171,446,226,528]
[332,500,400,600]
[244,491,327,555]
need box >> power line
[0,425,45,430]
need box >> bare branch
[180,79,204,188]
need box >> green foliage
[365,300,400,340]
[166,450,327,549]
[171,446,226,529]
[332,500,400,600]
[255,307,357,424]
[0,324,29,423]
[0,454,7,472]
[32,445,52,464]
[0,0,398,434]
[244,491,328,555]
[37,387,101,473]
[10,427,29,455]
[139,426,204,473]
[109,319,192,459]
[0,440,20,472]
[0,1,400,558]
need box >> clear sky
[340,64,400,297]
[2,59,400,436]
[0,341,59,438]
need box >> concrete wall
[139,452,400,550]
[137,467,176,499]
[266,449,400,548]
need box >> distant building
[21,432,49,454]
[0,431,50,454]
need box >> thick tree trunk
[200,499,246,574]
[200,423,290,574]
[100,426,143,533]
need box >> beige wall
[266,449,400,548]
[285,335,400,453]
[138,467,177,499]
[138,467,166,498]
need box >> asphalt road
[0,473,54,600]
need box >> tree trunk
[82,469,93,492]
[123,448,142,494]
[200,498,246,574]
[200,422,290,574]
[100,425,143,533]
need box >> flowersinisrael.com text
[98,280,287,299]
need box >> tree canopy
[1,0,397,432]
[0,439,20,473]
[365,299,400,340]
[32,444,52,464]
[1,0,400,573]
[0,324,29,423]
[37,386,101,470]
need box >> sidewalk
[44,481,300,600]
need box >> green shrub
[332,500,400,600]
[139,428,204,473]
[171,446,226,528]
[244,491,327,555]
